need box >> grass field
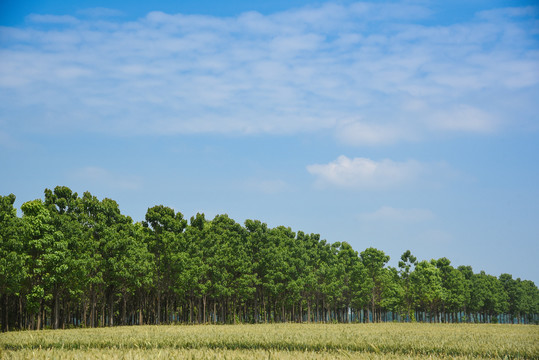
[1,323,538,359]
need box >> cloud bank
[0,2,537,142]
[307,155,424,189]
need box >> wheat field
[1,323,538,359]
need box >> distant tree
[360,247,390,322]
[143,205,187,324]
[0,194,25,332]
[398,250,417,321]
[410,260,443,322]
[2,187,539,330]
[21,199,65,330]
[434,258,467,322]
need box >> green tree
[360,247,390,322]
[143,205,187,324]
[21,199,66,330]
[0,194,25,331]
[398,250,417,321]
[410,260,443,322]
[434,258,467,322]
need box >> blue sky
[1,0,538,284]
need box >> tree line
[1,186,538,331]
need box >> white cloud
[0,2,537,140]
[359,206,435,222]
[335,120,416,146]
[306,155,423,189]
[429,105,498,133]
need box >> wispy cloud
[0,2,537,141]
[307,155,424,189]
[335,120,417,146]
[429,105,497,133]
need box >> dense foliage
[1,187,538,331]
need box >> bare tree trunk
[189,297,194,324]
[101,300,105,327]
[307,300,311,323]
[53,289,59,330]
[203,295,207,324]
[108,290,114,327]
[139,295,143,325]
[121,293,127,326]
[2,294,8,332]
[156,288,161,325]
[90,287,96,328]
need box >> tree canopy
[1,187,537,331]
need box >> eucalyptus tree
[434,258,467,322]
[470,271,508,322]
[410,260,443,322]
[43,186,83,329]
[103,221,153,326]
[0,194,25,331]
[181,213,214,323]
[379,267,404,320]
[519,280,539,323]
[457,265,474,321]
[20,199,66,330]
[3,186,539,330]
[256,226,293,322]
[360,247,390,322]
[78,191,107,327]
[398,250,417,321]
[296,231,319,323]
[205,214,253,323]
[143,205,187,324]
[334,242,363,322]
[244,219,268,323]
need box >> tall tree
[0,194,25,331]
[398,250,417,321]
[143,205,187,324]
[360,247,390,322]
[410,260,443,322]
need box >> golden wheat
[1,323,538,359]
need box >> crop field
[1,323,538,359]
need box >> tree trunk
[2,293,8,332]
[139,295,143,325]
[53,289,59,330]
[108,290,114,327]
[122,293,127,326]
[90,287,96,328]
[37,299,43,330]
[101,300,105,327]
[156,288,161,325]
[203,295,207,324]
[189,297,194,324]
[307,300,311,323]
[371,292,375,323]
